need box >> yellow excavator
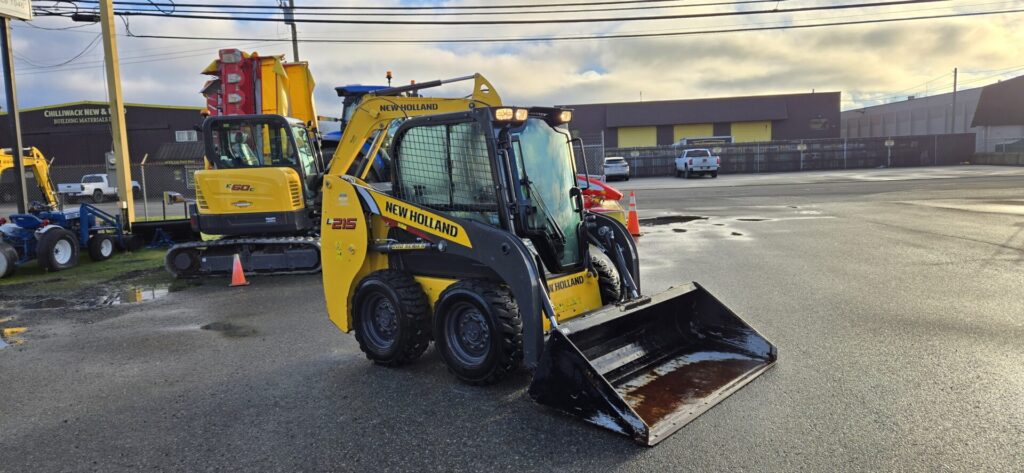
[0,147,59,209]
[316,104,777,445]
[164,49,502,277]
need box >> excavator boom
[0,147,59,209]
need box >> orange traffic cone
[626,191,642,238]
[229,253,249,287]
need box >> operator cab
[203,115,324,201]
[388,106,585,278]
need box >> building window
[175,130,198,142]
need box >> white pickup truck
[675,148,720,178]
[58,174,141,203]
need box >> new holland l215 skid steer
[318,105,777,445]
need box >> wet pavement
[2,167,1023,471]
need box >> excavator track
[165,236,321,278]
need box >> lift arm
[326,73,502,177]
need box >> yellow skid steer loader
[319,105,777,445]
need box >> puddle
[23,298,70,310]
[731,232,744,236]
[672,229,687,233]
[640,215,707,226]
[737,218,770,222]
[201,322,257,338]
[712,223,725,227]
[100,286,170,306]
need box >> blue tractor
[0,202,128,279]
[0,147,128,279]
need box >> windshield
[292,125,319,177]
[512,118,582,270]
[210,120,302,171]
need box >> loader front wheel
[353,270,431,367]
[591,257,622,304]
[434,280,523,385]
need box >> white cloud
[8,0,1024,113]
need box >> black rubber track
[591,256,622,305]
[353,270,432,367]
[434,279,523,386]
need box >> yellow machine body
[194,167,304,215]
[320,176,603,334]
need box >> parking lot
[2,166,1023,471]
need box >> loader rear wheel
[38,229,79,272]
[591,257,621,305]
[434,280,523,385]
[353,270,431,366]
[0,241,17,279]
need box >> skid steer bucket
[528,282,776,446]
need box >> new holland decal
[548,275,585,293]
[384,201,459,238]
[378,103,440,113]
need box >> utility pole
[283,0,299,61]
[0,15,27,213]
[950,67,958,133]
[99,0,135,225]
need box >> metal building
[841,75,1024,152]
[0,101,204,165]
[561,91,841,148]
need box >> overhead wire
[38,0,790,17]
[107,7,1024,44]
[33,0,950,26]
[56,0,746,11]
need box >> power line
[58,0,722,11]
[34,0,949,26]
[111,7,1024,44]
[39,0,790,17]
[13,33,103,68]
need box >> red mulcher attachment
[529,283,777,446]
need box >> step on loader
[318,105,777,445]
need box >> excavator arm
[0,147,59,209]
[326,73,502,178]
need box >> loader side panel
[321,176,370,333]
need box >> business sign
[0,0,32,20]
[43,107,111,126]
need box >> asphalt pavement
[2,166,1023,471]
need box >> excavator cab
[196,114,323,236]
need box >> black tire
[37,228,79,272]
[121,234,145,252]
[624,176,630,181]
[684,167,691,179]
[92,189,104,203]
[88,234,116,261]
[434,280,523,385]
[0,241,17,279]
[711,171,718,178]
[352,270,432,366]
[165,247,201,278]
[591,257,621,305]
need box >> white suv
[602,156,630,181]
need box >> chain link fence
[571,130,606,176]
[603,133,978,178]
[1,160,201,219]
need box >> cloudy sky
[9,0,1024,120]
